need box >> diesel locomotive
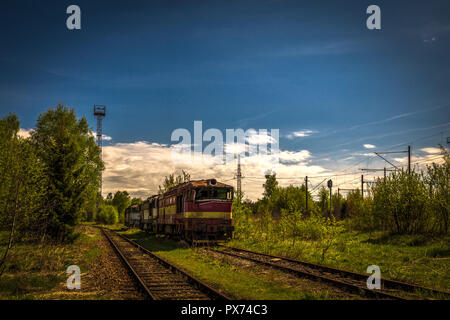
[124,179,234,242]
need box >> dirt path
[42,225,143,300]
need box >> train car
[125,204,141,228]
[157,179,234,242]
[140,195,159,231]
[125,179,234,242]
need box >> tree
[131,197,142,206]
[318,186,329,217]
[425,146,449,234]
[158,170,190,193]
[112,191,131,223]
[96,205,118,225]
[0,114,48,275]
[105,193,113,205]
[331,192,343,219]
[31,105,103,242]
[262,171,278,200]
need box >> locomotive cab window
[195,187,233,201]
[215,188,232,200]
[195,188,210,200]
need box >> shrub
[96,205,118,225]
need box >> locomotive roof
[167,179,233,193]
[146,194,159,201]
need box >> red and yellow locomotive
[125,179,234,242]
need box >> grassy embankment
[229,230,450,293]
[0,224,104,299]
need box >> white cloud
[363,144,376,149]
[18,128,33,138]
[223,130,277,155]
[285,129,317,139]
[224,142,247,155]
[394,153,444,166]
[102,141,326,200]
[91,131,112,141]
[245,130,277,145]
[279,150,311,163]
[352,152,373,157]
[420,147,442,154]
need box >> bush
[96,205,118,225]
[345,148,449,236]
[372,170,429,234]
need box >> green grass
[228,230,450,294]
[116,227,353,299]
[4,223,446,299]
[0,226,105,299]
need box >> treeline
[233,148,449,244]
[96,191,142,225]
[0,105,103,246]
[95,170,190,225]
[349,150,449,234]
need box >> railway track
[101,228,229,300]
[210,245,450,300]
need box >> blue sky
[1,0,449,198]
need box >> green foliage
[347,148,449,235]
[331,192,344,219]
[371,170,427,233]
[317,186,330,217]
[344,189,363,219]
[158,170,190,194]
[424,147,449,234]
[111,191,131,223]
[30,105,103,242]
[262,171,278,200]
[105,193,113,204]
[131,197,142,206]
[231,196,255,241]
[0,114,48,242]
[96,205,118,225]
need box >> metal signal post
[94,105,106,196]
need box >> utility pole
[236,155,242,198]
[94,105,106,197]
[374,146,410,173]
[408,145,411,174]
[361,175,364,199]
[305,176,308,214]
